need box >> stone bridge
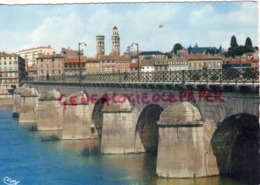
[12,77,259,182]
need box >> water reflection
[33,130,249,185]
[9,116,253,185]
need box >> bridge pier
[62,91,97,139]
[156,102,218,178]
[12,86,27,117]
[37,89,63,131]
[101,97,144,154]
[19,87,39,125]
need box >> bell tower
[111,26,120,56]
[96,35,105,58]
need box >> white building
[16,45,55,71]
[0,52,26,91]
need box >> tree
[245,37,253,48]
[234,45,246,56]
[206,48,216,55]
[230,35,238,48]
[172,43,183,56]
[244,37,254,53]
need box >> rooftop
[16,45,53,53]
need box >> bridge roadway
[13,69,259,182]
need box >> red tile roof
[130,63,138,68]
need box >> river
[0,106,249,185]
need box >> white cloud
[0,2,258,56]
[189,5,214,25]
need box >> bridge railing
[22,68,259,85]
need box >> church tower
[96,35,105,58]
[111,26,120,56]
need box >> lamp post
[78,42,87,81]
[131,42,139,81]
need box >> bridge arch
[92,98,105,139]
[136,104,163,154]
[211,113,259,184]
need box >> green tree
[206,48,216,55]
[245,37,253,47]
[234,45,246,56]
[172,43,183,55]
[244,37,254,53]
[230,35,238,48]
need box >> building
[36,54,64,77]
[85,58,101,74]
[115,55,131,73]
[96,35,105,58]
[140,61,154,72]
[0,52,26,91]
[64,57,86,75]
[186,54,223,70]
[61,47,79,58]
[111,26,120,56]
[153,58,188,72]
[16,45,55,71]
[100,55,117,74]
[139,51,167,60]
[187,44,222,54]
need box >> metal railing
[22,68,259,85]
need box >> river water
[0,106,249,185]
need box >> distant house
[185,54,223,70]
[0,52,26,91]
[64,57,86,75]
[153,58,188,71]
[16,45,54,70]
[187,44,222,54]
[139,51,167,60]
[115,55,131,73]
[36,54,64,76]
[85,58,101,74]
[223,50,259,69]
[99,55,117,74]
[61,47,80,58]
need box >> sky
[0,1,258,57]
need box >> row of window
[188,62,221,68]
[0,73,18,77]
[0,79,18,83]
[154,61,187,65]
[0,67,19,71]
[40,63,62,67]
[0,57,17,60]
[39,70,62,75]
[0,61,18,65]
[39,58,63,62]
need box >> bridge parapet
[22,68,259,86]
